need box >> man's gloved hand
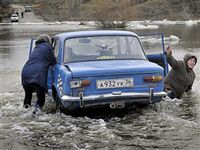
[166,45,172,56]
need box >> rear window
[64,35,146,63]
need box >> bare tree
[92,0,129,28]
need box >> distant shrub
[91,0,129,28]
[96,21,127,29]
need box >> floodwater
[0,22,200,150]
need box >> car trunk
[65,60,164,96]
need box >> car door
[139,33,168,76]
[28,38,35,57]
[47,38,60,94]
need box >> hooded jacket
[21,42,56,89]
[164,53,197,98]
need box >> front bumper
[60,89,167,109]
[11,19,18,22]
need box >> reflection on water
[0,23,200,150]
[135,23,200,49]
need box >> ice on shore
[1,19,199,30]
[165,35,180,44]
[151,19,200,26]
[126,21,159,30]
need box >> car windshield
[64,35,146,63]
[25,6,31,9]
[12,14,18,17]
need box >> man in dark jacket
[164,46,197,99]
[21,34,56,111]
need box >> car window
[139,34,164,55]
[64,36,146,63]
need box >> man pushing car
[21,34,56,115]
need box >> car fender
[53,65,72,99]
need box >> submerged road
[9,4,43,23]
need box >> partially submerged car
[29,30,168,111]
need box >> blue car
[30,30,168,111]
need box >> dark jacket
[21,42,56,89]
[164,54,196,98]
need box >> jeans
[23,83,45,108]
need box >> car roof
[54,30,138,40]
[11,14,18,16]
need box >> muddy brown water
[0,22,200,150]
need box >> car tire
[54,91,69,114]
[136,103,149,108]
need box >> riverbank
[32,0,200,22]
[1,4,44,23]
[1,0,200,23]
[0,2,12,22]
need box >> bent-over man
[21,34,56,114]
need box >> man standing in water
[164,46,197,99]
[21,34,56,115]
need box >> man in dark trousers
[164,46,197,99]
[21,11,24,18]
[21,34,56,114]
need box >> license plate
[97,78,134,89]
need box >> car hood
[65,60,163,78]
